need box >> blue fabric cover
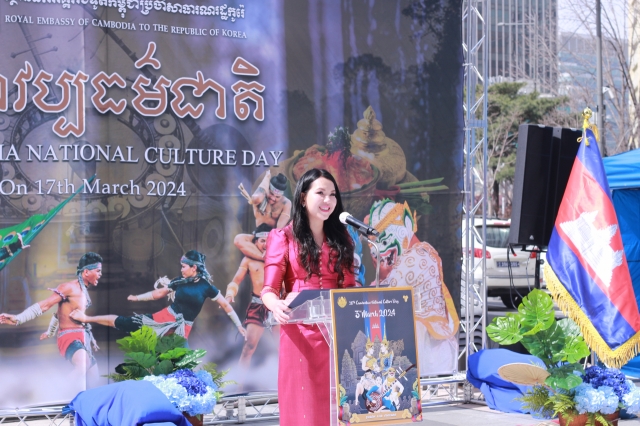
[466,348,545,413]
[69,380,191,426]
[622,355,640,378]
[603,149,640,190]
[611,189,640,310]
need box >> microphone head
[339,212,350,224]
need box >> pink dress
[261,224,355,426]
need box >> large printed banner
[0,0,463,407]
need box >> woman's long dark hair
[291,168,354,286]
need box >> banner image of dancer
[0,0,463,407]
[331,287,422,425]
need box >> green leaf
[518,385,553,415]
[123,365,149,379]
[555,319,591,363]
[175,349,206,369]
[487,313,523,345]
[117,326,157,354]
[116,335,148,354]
[200,362,232,389]
[103,373,129,382]
[136,326,158,352]
[545,364,584,390]
[156,334,187,354]
[115,362,132,375]
[545,373,583,390]
[519,289,555,335]
[522,321,565,366]
[153,359,175,376]
[159,347,189,360]
[557,318,581,337]
[125,352,158,369]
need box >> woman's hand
[127,295,138,301]
[270,299,292,324]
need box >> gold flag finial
[578,107,599,145]
[581,107,593,129]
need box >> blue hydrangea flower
[143,370,218,416]
[168,369,208,396]
[574,383,605,414]
[599,386,620,414]
[195,370,217,390]
[581,366,631,401]
[623,386,640,414]
[143,376,189,407]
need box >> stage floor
[241,403,640,426]
[8,402,640,425]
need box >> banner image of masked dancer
[366,200,460,375]
[0,252,103,377]
[70,250,247,341]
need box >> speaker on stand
[509,124,582,288]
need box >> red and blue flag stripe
[546,129,640,367]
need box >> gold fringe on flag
[544,263,640,368]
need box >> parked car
[462,218,543,308]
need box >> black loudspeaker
[509,124,582,247]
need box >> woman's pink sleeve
[260,228,289,299]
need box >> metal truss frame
[0,406,74,425]
[0,2,490,423]
[460,0,489,402]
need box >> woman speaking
[261,168,356,426]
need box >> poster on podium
[331,287,422,425]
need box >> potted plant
[108,326,231,426]
[487,289,640,426]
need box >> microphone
[339,212,380,237]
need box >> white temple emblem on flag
[559,211,623,288]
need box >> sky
[558,0,627,38]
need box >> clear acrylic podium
[280,290,340,426]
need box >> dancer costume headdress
[369,200,417,254]
[257,173,288,214]
[179,250,212,285]
[365,337,374,350]
[269,173,287,195]
[75,252,103,308]
[253,223,273,242]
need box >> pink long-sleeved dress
[260,224,355,426]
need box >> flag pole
[596,0,606,156]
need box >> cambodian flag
[546,129,640,367]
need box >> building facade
[488,0,558,95]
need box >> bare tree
[482,83,572,217]
[559,0,638,153]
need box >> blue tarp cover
[69,380,191,426]
[466,349,545,413]
[603,149,640,372]
[603,149,640,190]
